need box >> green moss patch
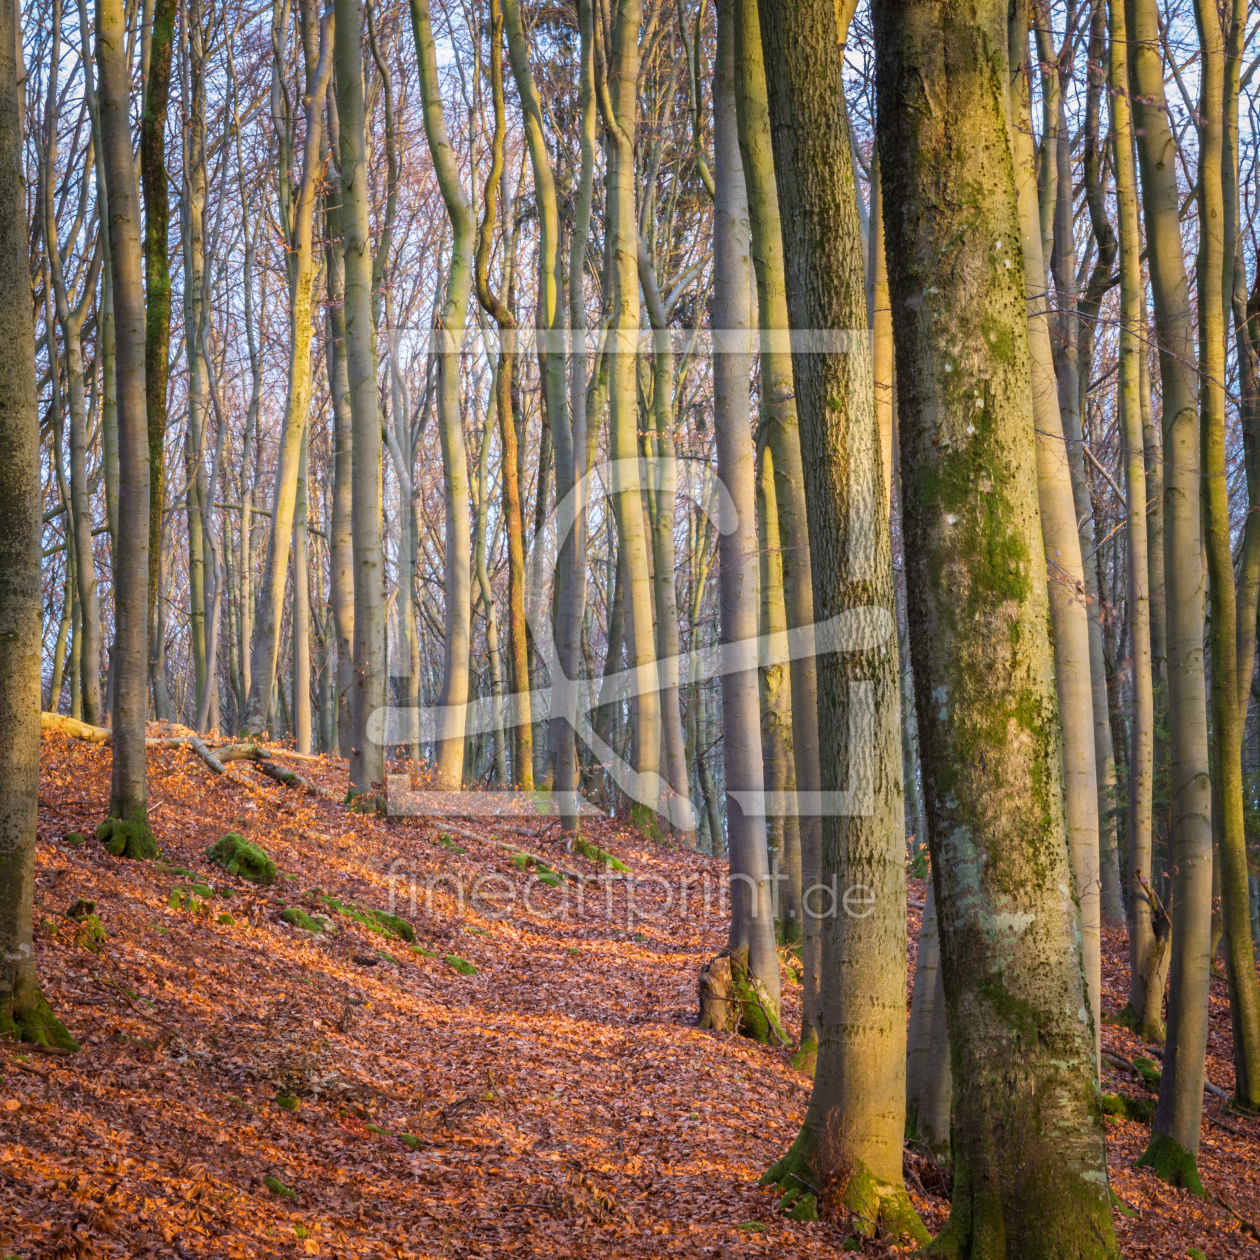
[572,837,631,872]
[432,833,466,854]
[1102,1092,1155,1124]
[62,832,86,848]
[217,913,235,926]
[263,1175,297,1200]
[280,907,323,933]
[400,1133,421,1151]
[1137,1131,1206,1199]
[208,834,276,885]
[445,955,477,976]
[1133,1056,1162,1091]
[315,894,413,941]
[275,1094,300,1112]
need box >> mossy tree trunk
[874,2,1118,1253]
[757,0,922,1238]
[0,0,77,1048]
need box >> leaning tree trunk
[336,0,385,802]
[874,2,1118,1254]
[96,0,155,858]
[1128,0,1215,1192]
[757,0,923,1238]
[0,0,77,1048]
[410,0,474,792]
[712,5,781,1035]
[732,0,822,1040]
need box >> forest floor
[2,731,1258,1258]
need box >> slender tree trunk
[0,0,77,1047]
[244,6,334,735]
[410,0,473,791]
[1128,0,1214,1190]
[292,423,313,754]
[596,0,660,822]
[757,0,921,1235]
[1007,0,1102,1060]
[97,0,154,856]
[874,2,1117,1252]
[1108,0,1161,1045]
[141,0,175,634]
[905,879,939,1136]
[336,0,385,801]
[732,0,823,1037]
[1193,0,1260,1112]
[712,1,781,1040]
[324,117,354,760]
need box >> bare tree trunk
[1128,0,1214,1191]
[96,0,154,856]
[732,0,822,1038]
[757,0,921,1235]
[904,879,939,1136]
[337,0,385,801]
[1194,0,1260,1112]
[410,0,473,791]
[244,4,334,736]
[1108,0,1162,1045]
[874,1,1117,1251]
[0,0,77,1047]
[712,1,781,1041]
[1007,0,1102,1062]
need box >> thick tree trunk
[1128,0,1214,1190]
[874,2,1117,1253]
[0,0,77,1047]
[757,0,922,1237]
[97,0,154,856]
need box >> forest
[2,0,1260,1254]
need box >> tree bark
[0,0,77,1048]
[1128,0,1214,1190]
[758,0,922,1236]
[97,0,154,856]
[874,2,1118,1252]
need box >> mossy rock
[263,1175,297,1199]
[400,1133,421,1151]
[97,815,158,861]
[218,886,233,898]
[207,834,276,885]
[217,913,235,926]
[275,1094,300,1112]
[1102,1092,1155,1124]
[445,954,477,976]
[432,833,466,854]
[370,911,415,943]
[572,836,631,872]
[73,914,108,953]
[1186,1249,1206,1260]
[281,907,323,933]
[155,862,199,880]
[191,883,214,899]
[567,947,580,957]
[62,832,86,848]
[1133,1056,1162,1091]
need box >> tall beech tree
[756,0,924,1237]
[874,1,1117,1253]
[0,0,77,1048]
[95,0,155,858]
